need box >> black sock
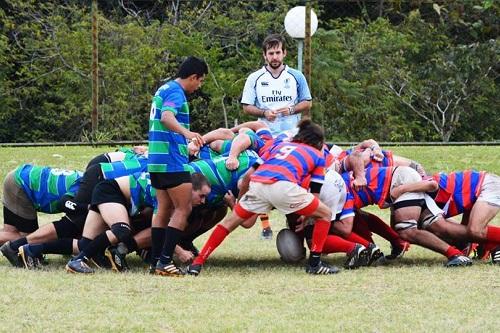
[39,238,74,255]
[81,233,111,259]
[10,237,27,251]
[122,237,138,253]
[159,226,182,265]
[151,227,166,265]
[309,252,321,267]
[77,237,93,252]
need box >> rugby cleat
[305,261,340,275]
[344,244,368,269]
[187,263,203,276]
[473,244,490,261]
[460,243,478,257]
[65,258,95,274]
[155,261,184,277]
[386,241,410,260]
[366,243,386,266]
[105,246,129,272]
[18,245,40,270]
[491,246,500,265]
[445,255,473,267]
[0,241,21,267]
[260,227,273,240]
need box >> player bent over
[187,119,339,276]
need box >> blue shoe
[260,227,273,240]
[65,258,94,274]
[18,245,40,270]
[445,255,472,267]
[187,263,203,276]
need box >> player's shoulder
[246,66,267,81]
[285,66,306,80]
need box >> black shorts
[150,171,191,189]
[85,153,111,170]
[89,180,128,212]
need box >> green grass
[0,145,499,332]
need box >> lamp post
[284,6,318,73]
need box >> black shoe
[1,242,21,267]
[65,258,95,274]
[187,263,203,276]
[89,253,112,269]
[155,261,184,277]
[386,241,410,260]
[305,261,340,275]
[18,245,40,270]
[105,245,129,272]
[491,246,500,265]
[344,244,368,269]
[366,243,386,266]
[445,255,473,267]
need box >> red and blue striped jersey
[342,167,394,209]
[251,142,325,187]
[339,149,394,173]
[432,170,486,217]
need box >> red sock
[322,235,356,254]
[363,211,400,244]
[192,225,229,265]
[352,215,374,243]
[484,241,499,253]
[445,246,462,259]
[345,232,370,247]
[486,226,500,243]
[310,219,331,253]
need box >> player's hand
[264,110,278,122]
[133,145,147,155]
[186,132,205,148]
[352,176,367,191]
[295,216,306,232]
[390,185,403,200]
[225,156,240,170]
[188,141,200,156]
[176,247,194,264]
[223,190,236,208]
[371,148,384,162]
[276,106,290,116]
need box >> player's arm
[225,133,253,170]
[276,99,312,117]
[230,121,268,133]
[342,151,367,190]
[390,179,438,199]
[161,111,204,146]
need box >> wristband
[288,105,295,115]
[261,109,266,117]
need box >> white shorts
[391,166,424,203]
[477,173,500,207]
[239,181,316,215]
[319,170,347,221]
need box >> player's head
[191,172,211,206]
[262,34,286,69]
[292,118,325,150]
[176,56,208,93]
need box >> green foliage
[0,0,497,142]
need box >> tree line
[0,0,497,143]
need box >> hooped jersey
[14,164,83,214]
[128,172,156,216]
[100,156,148,180]
[241,65,311,135]
[342,167,394,210]
[148,80,190,173]
[432,170,486,217]
[186,150,261,207]
[251,142,325,188]
[338,149,394,173]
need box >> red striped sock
[192,225,229,265]
[322,235,356,254]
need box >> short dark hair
[292,118,325,150]
[176,56,208,79]
[191,172,210,191]
[262,34,286,53]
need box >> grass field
[0,145,499,332]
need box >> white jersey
[241,65,311,135]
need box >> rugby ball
[276,229,306,264]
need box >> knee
[110,223,132,242]
[467,223,486,240]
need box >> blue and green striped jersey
[100,156,148,180]
[148,80,190,173]
[14,164,83,214]
[128,172,156,216]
